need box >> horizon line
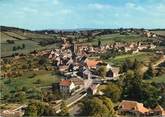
[1,25,165,31]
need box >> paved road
[53,89,86,113]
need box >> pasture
[82,33,149,45]
[151,31,165,36]
[105,52,154,66]
[0,70,62,96]
[0,30,59,57]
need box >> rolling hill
[0,26,59,57]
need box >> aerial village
[0,27,165,117]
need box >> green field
[1,40,59,57]
[105,52,153,66]
[83,33,149,45]
[0,30,59,57]
[143,75,165,83]
[0,70,62,94]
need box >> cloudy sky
[0,0,165,30]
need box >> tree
[7,40,14,44]
[140,28,144,32]
[17,45,21,50]
[24,102,38,117]
[100,96,116,116]
[38,57,48,65]
[27,88,43,100]
[43,104,56,116]
[144,63,154,79]
[120,59,133,73]
[27,60,32,69]
[122,70,143,101]
[103,82,122,102]
[122,70,160,108]
[34,79,42,84]
[119,28,123,32]
[98,66,107,78]
[142,84,159,108]
[79,96,116,117]
[13,46,16,51]
[86,31,93,42]
[133,59,139,70]
[98,39,101,48]
[24,100,56,116]
[15,91,27,103]
[59,101,69,116]
[22,43,25,49]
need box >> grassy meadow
[104,52,154,66]
[0,70,62,95]
[151,31,165,36]
[0,31,59,57]
[82,33,149,45]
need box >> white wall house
[59,80,76,94]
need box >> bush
[22,64,28,69]
[34,79,42,84]
[4,79,11,84]
[6,40,15,44]
[29,73,36,78]
[38,57,48,65]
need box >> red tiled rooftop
[119,100,149,114]
[86,60,102,68]
[59,80,71,86]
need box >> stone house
[118,100,149,116]
[59,80,76,94]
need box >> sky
[0,0,165,30]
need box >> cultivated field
[82,33,149,45]
[0,29,59,57]
[151,31,165,36]
[104,52,154,66]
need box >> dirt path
[153,55,165,67]
[141,55,165,73]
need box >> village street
[52,89,86,113]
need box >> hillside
[151,31,165,36]
[0,26,59,57]
[150,29,165,36]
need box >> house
[70,77,84,88]
[152,105,165,116]
[111,67,120,77]
[59,80,76,94]
[83,69,91,79]
[106,67,120,78]
[149,43,156,49]
[118,100,149,116]
[85,59,102,69]
[152,34,157,38]
[124,47,132,52]
[132,48,139,54]
[138,45,148,50]
[88,46,95,53]
[96,62,112,72]
[52,83,60,92]
[1,110,24,117]
[86,84,100,95]
[144,31,151,38]
[58,65,68,72]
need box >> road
[53,89,86,113]
[153,55,165,67]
